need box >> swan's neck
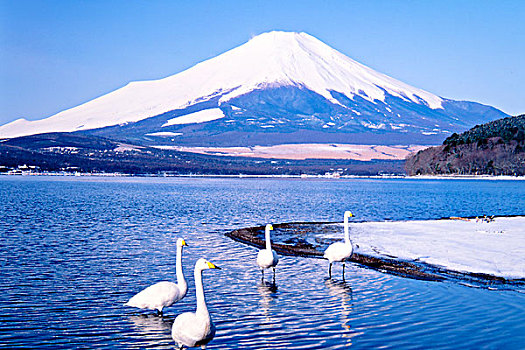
[344,216,352,245]
[265,228,272,250]
[194,267,209,317]
[176,245,187,294]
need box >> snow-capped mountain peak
[172,31,443,109]
[0,31,447,139]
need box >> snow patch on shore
[330,217,525,279]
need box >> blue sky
[1,0,524,125]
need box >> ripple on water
[1,177,524,348]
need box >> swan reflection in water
[325,278,355,345]
[127,314,174,345]
[257,280,278,323]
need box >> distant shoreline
[1,172,524,180]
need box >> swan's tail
[124,298,138,307]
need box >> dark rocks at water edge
[226,222,525,288]
[0,132,404,176]
[405,115,525,176]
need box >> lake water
[1,176,524,349]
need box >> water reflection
[325,278,355,345]
[257,281,278,323]
[128,314,173,342]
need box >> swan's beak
[207,261,221,270]
[345,211,354,218]
[268,224,273,230]
[181,239,188,246]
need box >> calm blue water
[1,176,524,349]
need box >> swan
[257,224,279,280]
[323,211,354,279]
[125,238,188,315]
[171,258,221,349]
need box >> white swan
[125,238,188,315]
[323,211,354,279]
[257,224,279,280]
[171,258,221,349]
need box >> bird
[125,238,188,315]
[171,258,221,349]
[257,224,279,281]
[323,211,354,279]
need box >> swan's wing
[256,249,266,267]
[156,281,184,306]
[257,249,274,268]
[172,312,214,347]
[272,250,279,266]
[125,281,180,309]
[324,242,352,261]
[323,242,337,259]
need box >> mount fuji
[0,31,508,147]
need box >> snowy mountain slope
[80,85,506,146]
[0,31,508,144]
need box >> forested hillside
[405,115,525,176]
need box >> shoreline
[226,222,525,289]
[1,172,524,180]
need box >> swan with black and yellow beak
[324,211,354,279]
[171,258,221,349]
[125,238,188,315]
[256,224,279,280]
